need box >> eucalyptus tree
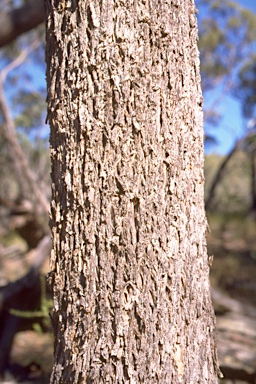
[45,0,220,383]
[198,0,256,211]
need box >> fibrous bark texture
[45,0,219,382]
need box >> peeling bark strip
[45,0,219,383]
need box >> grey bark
[45,0,220,382]
[0,0,44,48]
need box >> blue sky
[2,0,255,156]
[206,0,256,155]
[240,0,256,11]
[17,0,256,156]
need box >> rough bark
[45,0,219,382]
[0,0,44,48]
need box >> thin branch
[0,43,49,220]
[0,39,40,84]
[205,140,240,210]
[205,131,256,210]
[0,0,45,48]
[211,287,256,318]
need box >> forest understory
[0,212,255,383]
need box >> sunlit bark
[45,1,220,382]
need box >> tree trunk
[205,141,239,211]
[250,147,256,214]
[45,0,220,382]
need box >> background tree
[197,0,256,211]
[0,2,52,378]
[235,56,256,214]
[0,1,49,248]
[197,0,256,144]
